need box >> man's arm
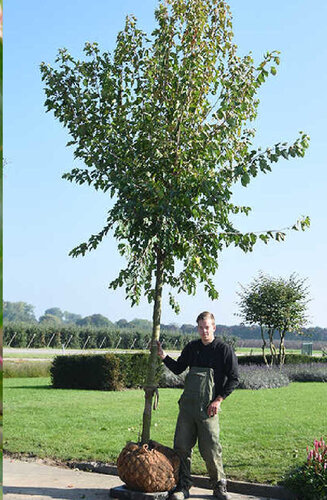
[156,340,190,375]
[221,344,239,399]
[207,345,239,417]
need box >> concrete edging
[68,461,296,500]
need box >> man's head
[196,311,216,345]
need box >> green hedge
[50,353,164,391]
[51,354,122,390]
[237,353,327,365]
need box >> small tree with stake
[41,0,310,449]
[237,272,310,365]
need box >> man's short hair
[196,311,215,324]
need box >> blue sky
[4,1,327,327]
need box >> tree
[181,324,196,334]
[116,319,129,329]
[3,301,37,323]
[77,314,111,327]
[41,0,310,443]
[63,311,82,324]
[237,273,310,365]
[39,313,62,326]
[44,307,64,320]
[129,318,153,330]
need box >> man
[157,311,239,500]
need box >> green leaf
[241,172,250,187]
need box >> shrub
[284,439,327,500]
[50,352,160,390]
[237,365,290,390]
[51,354,122,390]
[283,363,327,382]
[4,360,52,378]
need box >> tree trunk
[278,331,286,366]
[141,251,165,445]
[260,325,268,366]
[268,328,277,365]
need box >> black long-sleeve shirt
[163,337,239,400]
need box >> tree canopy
[77,313,112,327]
[3,301,37,323]
[40,0,310,315]
[45,307,64,320]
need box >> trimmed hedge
[51,354,122,390]
[237,353,327,365]
[50,353,164,391]
[115,352,163,388]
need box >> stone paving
[3,458,281,500]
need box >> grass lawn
[4,378,327,484]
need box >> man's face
[197,318,216,345]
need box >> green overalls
[173,367,225,490]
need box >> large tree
[41,0,310,443]
[3,301,37,323]
[77,313,112,327]
[237,272,310,365]
[45,307,64,320]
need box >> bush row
[160,363,327,390]
[3,323,196,350]
[50,354,327,391]
[237,353,327,365]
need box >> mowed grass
[4,378,327,484]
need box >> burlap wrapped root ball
[117,441,180,492]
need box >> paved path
[3,458,280,500]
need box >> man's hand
[156,340,166,360]
[207,397,223,417]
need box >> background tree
[237,272,310,365]
[41,0,310,443]
[63,311,82,324]
[77,313,112,327]
[44,307,64,321]
[38,313,62,326]
[116,319,129,329]
[129,318,153,330]
[3,301,37,323]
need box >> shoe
[170,488,190,500]
[213,479,231,500]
